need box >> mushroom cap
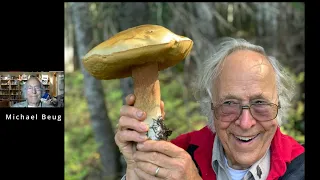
[82,24,193,80]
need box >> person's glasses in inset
[27,86,41,92]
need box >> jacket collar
[188,126,304,180]
[267,127,305,179]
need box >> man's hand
[114,94,165,179]
[133,140,202,180]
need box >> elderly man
[115,38,304,180]
[12,77,54,108]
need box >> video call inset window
[0,71,64,108]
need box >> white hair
[193,37,296,132]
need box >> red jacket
[170,126,305,180]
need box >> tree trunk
[71,3,121,179]
[120,78,134,105]
[72,28,80,71]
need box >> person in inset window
[11,76,54,108]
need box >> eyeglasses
[211,102,281,122]
[27,86,41,92]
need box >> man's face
[26,79,42,105]
[213,50,278,169]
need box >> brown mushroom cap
[82,24,193,80]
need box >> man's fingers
[125,94,135,106]
[119,116,149,133]
[134,167,162,180]
[120,105,146,121]
[136,161,170,179]
[134,151,176,169]
[136,140,185,158]
[116,129,148,144]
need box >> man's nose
[236,108,256,129]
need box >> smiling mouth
[234,134,259,143]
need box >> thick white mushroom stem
[132,62,163,140]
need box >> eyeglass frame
[26,85,42,92]
[211,101,281,122]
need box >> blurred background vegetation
[64,2,304,180]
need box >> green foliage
[65,72,89,129]
[291,2,304,12]
[101,79,122,124]
[65,71,99,179]
[280,71,305,144]
[65,125,100,179]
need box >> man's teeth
[235,135,255,141]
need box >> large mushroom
[82,24,193,140]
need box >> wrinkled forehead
[212,50,277,101]
[219,50,275,81]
